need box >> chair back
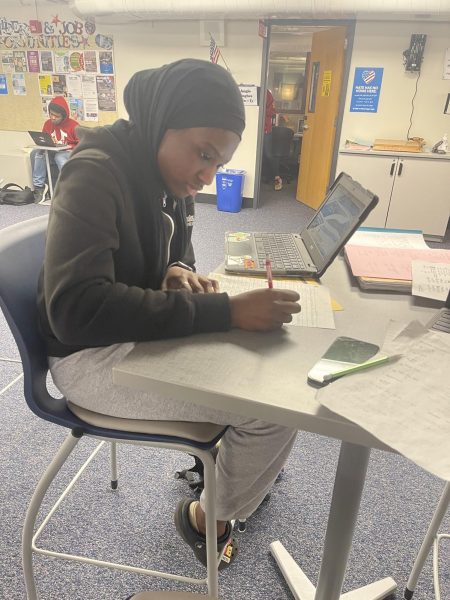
[272,126,294,158]
[0,215,78,427]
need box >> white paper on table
[347,229,428,249]
[209,272,335,329]
[317,321,450,481]
[412,261,450,302]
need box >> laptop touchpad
[228,240,253,255]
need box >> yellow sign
[322,70,332,96]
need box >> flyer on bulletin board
[0,74,8,95]
[38,74,53,96]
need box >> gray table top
[113,257,438,452]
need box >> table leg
[44,150,53,198]
[270,442,397,600]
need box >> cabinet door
[386,158,450,237]
[336,154,396,227]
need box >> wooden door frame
[254,18,356,208]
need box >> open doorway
[259,21,354,210]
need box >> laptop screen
[302,173,377,271]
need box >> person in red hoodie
[31,96,79,202]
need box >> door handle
[398,161,403,176]
[389,161,396,176]
[302,124,309,130]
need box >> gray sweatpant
[50,343,297,521]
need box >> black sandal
[174,498,238,570]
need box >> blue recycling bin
[216,169,246,212]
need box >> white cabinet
[337,151,450,240]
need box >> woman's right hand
[229,288,301,331]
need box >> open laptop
[28,131,63,148]
[224,172,379,278]
[427,289,450,334]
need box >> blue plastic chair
[0,215,226,599]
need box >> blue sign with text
[0,74,7,95]
[350,67,384,113]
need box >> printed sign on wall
[350,67,384,113]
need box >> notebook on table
[427,289,450,334]
[28,131,67,148]
[224,172,379,278]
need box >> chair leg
[433,532,450,600]
[23,430,82,600]
[198,447,219,599]
[110,441,118,490]
[404,482,450,599]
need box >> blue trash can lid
[222,169,246,175]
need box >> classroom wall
[0,3,263,197]
[2,2,449,197]
[339,20,450,149]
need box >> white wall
[0,3,263,197]
[2,2,449,196]
[340,20,450,148]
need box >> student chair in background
[404,482,450,600]
[271,125,295,183]
[0,215,227,600]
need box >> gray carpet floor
[0,180,449,600]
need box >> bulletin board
[0,15,119,131]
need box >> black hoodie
[38,59,245,357]
[37,123,231,357]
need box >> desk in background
[113,258,437,600]
[30,145,69,199]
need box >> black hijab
[108,58,245,285]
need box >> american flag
[209,35,221,64]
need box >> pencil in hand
[265,255,273,289]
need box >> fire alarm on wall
[403,34,427,72]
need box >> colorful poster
[26,51,40,73]
[13,51,27,72]
[67,74,83,98]
[350,67,384,113]
[96,75,116,111]
[40,51,54,72]
[99,51,113,74]
[41,96,53,118]
[12,73,26,95]
[84,51,98,73]
[81,74,97,98]
[69,51,85,72]
[84,98,99,121]
[69,98,84,121]
[52,74,67,96]
[95,34,113,50]
[38,74,53,96]
[1,53,14,73]
[54,51,71,74]
[0,74,8,95]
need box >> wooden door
[297,27,347,209]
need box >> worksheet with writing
[318,321,450,480]
[411,260,450,301]
[209,272,335,329]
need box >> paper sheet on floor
[317,321,450,480]
[209,272,335,329]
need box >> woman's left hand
[161,266,219,294]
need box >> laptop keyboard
[254,233,307,270]
[431,309,450,334]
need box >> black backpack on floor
[0,183,34,206]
